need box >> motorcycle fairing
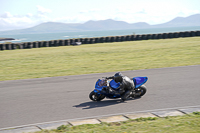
[94,79,105,93]
[133,77,148,88]
[94,79,121,98]
[109,80,120,90]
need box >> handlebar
[102,76,114,80]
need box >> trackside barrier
[0,30,200,51]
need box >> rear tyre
[136,85,147,97]
[89,91,105,101]
[134,85,147,98]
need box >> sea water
[0,26,200,43]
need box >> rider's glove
[106,76,114,79]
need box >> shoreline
[0,38,15,41]
[0,30,199,50]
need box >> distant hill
[153,14,200,27]
[27,22,81,32]
[76,19,150,30]
[77,19,132,30]
[0,14,199,35]
[0,22,82,35]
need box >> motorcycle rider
[106,72,135,101]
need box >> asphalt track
[0,65,200,129]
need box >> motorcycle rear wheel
[89,91,105,101]
[134,85,147,98]
[138,85,147,96]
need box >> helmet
[114,72,123,83]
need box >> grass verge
[0,37,200,81]
[34,112,200,133]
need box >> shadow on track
[73,97,141,109]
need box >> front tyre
[89,91,105,101]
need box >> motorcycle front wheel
[89,91,105,101]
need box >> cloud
[0,14,33,26]
[80,8,100,14]
[177,9,200,17]
[26,13,33,17]
[37,5,52,14]
[0,3,200,31]
[0,12,13,18]
[0,13,35,31]
[137,9,147,14]
[0,5,53,31]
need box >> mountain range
[0,14,200,35]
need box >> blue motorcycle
[89,76,148,101]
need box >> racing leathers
[106,74,135,101]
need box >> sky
[0,0,200,31]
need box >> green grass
[0,37,200,81]
[35,112,200,133]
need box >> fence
[0,30,200,51]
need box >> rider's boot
[121,90,131,101]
